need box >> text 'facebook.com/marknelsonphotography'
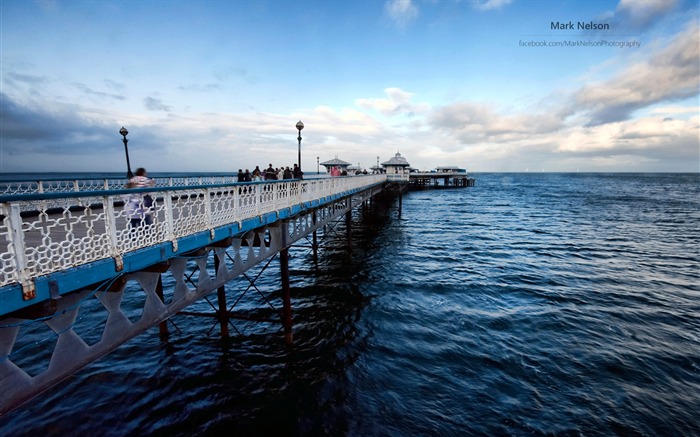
[518,39,642,49]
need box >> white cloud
[615,0,677,29]
[557,115,698,155]
[385,0,418,27]
[571,22,699,126]
[471,0,513,11]
[650,105,699,116]
[356,87,431,116]
[428,101,563,143]
[143,97,172,112]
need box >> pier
[0,168,472,415]
[408,167,476,189]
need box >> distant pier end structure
[381,152,410,177]
[408,166,475,189]
[380,152,475,189]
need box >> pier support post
[345,210,352,246]
[213,254,230,338]
[367,197,372,227]
[155,275,169,339]
[312,210,318,262]
[280,247,293,346]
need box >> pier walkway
[0,173,399,414]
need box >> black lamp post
[377,156,380,173]
[317,156,320,174]
[120,127,133,179]
[296,120,304,171]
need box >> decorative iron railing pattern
[0,175,386,303]
[0,174,246,197]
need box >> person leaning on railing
[124,167,155,227]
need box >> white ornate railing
[0,175,386,302]
[0,174,248,197]
[1,174,328,212]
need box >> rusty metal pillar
[154,275,169,339]
[312,210,318,261]
[213,253,230,338]
[280,247,293,346]
[398,191,403,219]
[345,209,352,245]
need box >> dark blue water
[2,173,699,436]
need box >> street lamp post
[317,156,320,174]
[296,121,304,171]
[120,127,133,179]
[377,156,380,173]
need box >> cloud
[471,0,512,11]
[427,110,698,172]
[178,83,221,93]
[385,0,512,27]
[0,93,118,152]
[572,22,699,126]
[356,87,430,116]
[614,0,678,30]
[1,89,388,173]
[103,79,125,92]
[0,92,60,142]
[428,101,562,144]
[144,97,173,112]
[4,72,48,87]
[72,82,125,102]
[385,0,418,28]
[549,118,699,172]
[0,92,122,174]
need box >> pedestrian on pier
[252,166,262,181]
[265,164,277,180]
[293,164,303,179]
[125,167,155,227]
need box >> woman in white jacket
[125,168,155,227]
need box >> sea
[1,172,699,436]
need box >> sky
[1,0,698,174]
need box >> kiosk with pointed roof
[320,157,352,174]
[381,152,411,180]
